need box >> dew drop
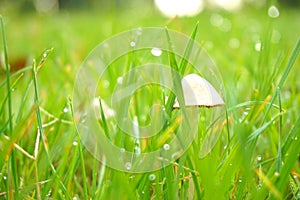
[125,162,132,170]
[149,174,156,181]
[141,191,145,194]
[294,137,298,141]
[163,143,170,151]
[238,178,242,183]
[3,176,6,180]
[257,155,262,161]
[268,5,280,18]
[72,141,78,146]
[120,148,125,153]
[63,107,69,113]
[274,172,280,177]
[223,145,227,150]
[255,42,261,52]
[117,76,123,85]
[151,47,162,57]
[130,41,136,47]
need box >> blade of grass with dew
[253,114,300,199]
[165,24,202,199]
[15,72,39,124]
[0,15,19,199]
[31,52,70,199]
[69,96,89,199]
[262,39,300,125]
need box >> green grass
[1,3,300,200]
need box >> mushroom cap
[173,73,224,108]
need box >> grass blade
[262,39,300,124]
[0,15,19,198]
[31,52,70,199]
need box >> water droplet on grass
[73,141,78,146]
[117,76,123,85]
[238,178,242,183]
[255,42,261,52]
[149,174,156,181]
[163,143,170,151]
[268,5,280,18]
[293,137,298,141]
[130,41,136,47]
[125,162,132,170]
[257,155,262,161]
[151,48,162,57]
[120,148,125,153]
[63,107,69,113]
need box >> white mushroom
[173,73,224,108]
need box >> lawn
[0,1,300,199]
